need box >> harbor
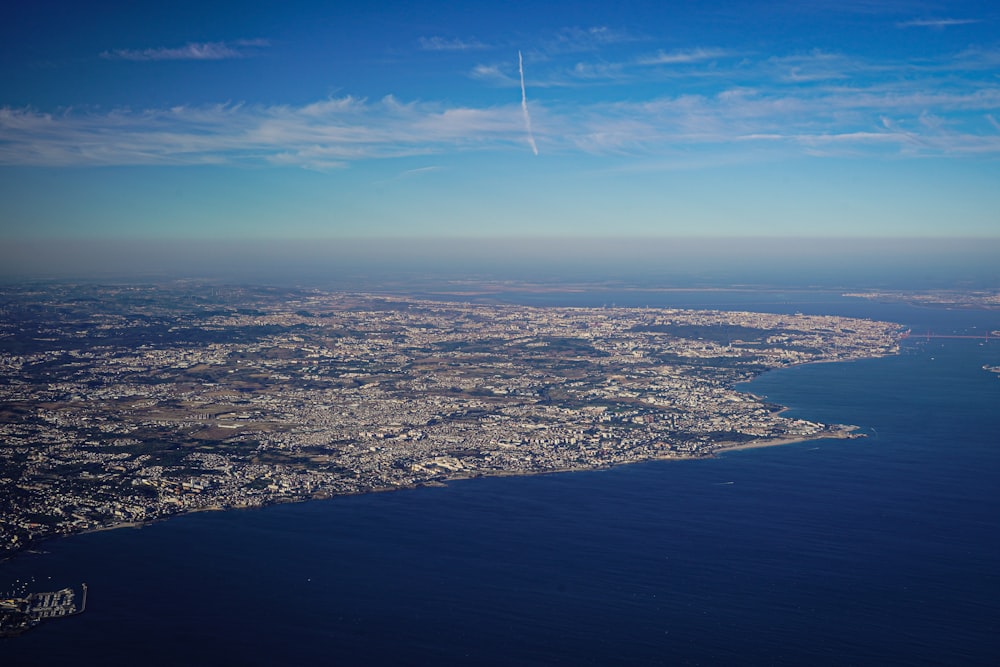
[0,584,86,637]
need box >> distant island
[0,283,905,560]
[845,289,1000,310]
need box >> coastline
[78,522,145,536]
[705,428,861,454]
[4,351,894,566]
[77,506,227,537]
[2,428,855,564]
[0,284,905,566]
[3,294,996,666]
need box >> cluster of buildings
[0,283,903,559]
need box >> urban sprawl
[0,283,905,559]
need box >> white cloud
[765,51,856,82]
[469,64,516,85]
[3,48,1000,169]
[897,18,980,28]
[544,26,642,53]
[514,46,738,88]
[636,48,734,66]
[950,47,1000,71]
[419,36,489,51]
[0,98,529,169]
[400,165,443,176]
[101,39,269,61]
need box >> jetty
[0,584,87,637]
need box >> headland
[0,282,904,561]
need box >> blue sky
[1,0,998,241]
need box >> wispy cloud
[516,47,737,87]
[418,36,489,52]
[101,39,270,61]
[636,48,735,66]
[950,47,1000,71]
[543,26,642,54]
[469,64,516,85]
[569,61,627,81]
[765,51,856,82]
[897,18,980,28]
[400,165,444,176]
[0,97,530,170]
[799,0,944,16]
[5,44,1000,169]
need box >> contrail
[518,50,539,155]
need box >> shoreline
[705,429,860,454]
[2,429,855,565]
[77,505,228,537]
[0,283,906,567]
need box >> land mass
[0,283,904,560]
[845,289,1000,311]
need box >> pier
[0,584,87,637]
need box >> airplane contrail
[518,50,539,156]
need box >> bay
[3,292,999,665]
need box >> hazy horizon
[2,236,997,291]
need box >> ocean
[2,290,999,665]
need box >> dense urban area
[0,282,905,561]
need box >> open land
[0,283,904,560]
[846,289,1000,311]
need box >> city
[0,282,904,560]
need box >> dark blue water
[3,292,999,665]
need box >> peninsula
[0,283,904,560]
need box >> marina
[0,584,86,637]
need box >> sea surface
[2,291,999,665]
